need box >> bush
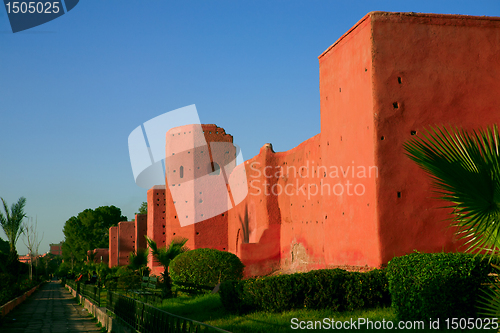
[220,268,391,314]
[0,273,40,306]
[219,279,256,314]
[170,248,244,293]
[386,252,495,323]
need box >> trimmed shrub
[220,268,391,314]
[170,248,244,292]
[386,252,495,322]
[303,269,348,311]
[249,272,309,312]
[219,279,257,314]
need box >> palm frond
[404,125,500,257]
[0,197,27,251]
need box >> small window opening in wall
[196,232,200,235]
[397,192,402,198]
[398,77,402,84]
[340,136,342,141]
[174,215,177,219]
[393,102,399,109]
[209,131,212,134]
[411,131,417,135]
[223,248,226,250]
[365,68,368,72]
[339,88,341,92]
[180,166,184,179]
[381,136,385,140]
[173,233,176,235]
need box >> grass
[152,293,497,333]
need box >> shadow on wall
[236,204,280,277]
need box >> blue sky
[1,0,499,255]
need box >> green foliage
[136,201,147,215]
[62,205,127,264]
[0,196,27,252]
[128,248,149,277]
[404,125,500,257]
[145,236,189,297]
[146,236,188,269]
[404,125,500,318]
[386,252,495,323]
[219,268,390,314]
[478,264,500,318]
[0,272,41,306]
[0,236,9,254]
[170,248,244,293]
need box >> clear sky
[1,0,499,255]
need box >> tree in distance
[62,205,127,266]
[136,201,147,215]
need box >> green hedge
[170,248,244,293]
[386,252,496,322]
[219,268,390,314]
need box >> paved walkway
[0,281,102,333]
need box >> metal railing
[80,283,101,307]
[65,280,102,307]
[107,291,231,333]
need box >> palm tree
[404,124,500,316]
[0,197,27,253]
[128,248,149,277]
[145,236,188,297]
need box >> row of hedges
[386,251,497,322]
[219,268,390,314]
[218,251,496,321]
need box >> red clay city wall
[318,13,380,268]
[118,221,135,267]
[140,12,500,277]
[135,214,148,251]
[368,12,500,263]
[88,248,109,265]
[108,215,149,268]
[109,226,118,267]
[147,185,166,275]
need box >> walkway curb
[66,284,132,333]
[0,282,43,318]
